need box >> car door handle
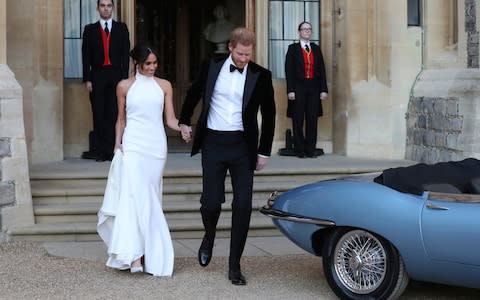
[426,202,449,210]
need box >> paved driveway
[1,242,479,299]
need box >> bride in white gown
[97,44,185,276]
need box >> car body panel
[262,178,480,289]
[422,199,480,265]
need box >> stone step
[29,177,329,206]
[21,173,334,241]
[30,173,330,194]
[32,198,271,223]
[33,189,282,205]
[30,179,310,197]
[30,172,338,187]
[9,212,279,242]
[16,154,413,242]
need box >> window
[64,0,118,79]
[408,0,421,26]
[268,0,320,78]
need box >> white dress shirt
[100,18,112,32]
[300,39,310,50]
[207,55,247,131]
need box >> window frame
[64,0,118,79]
[268,0,321,79]
[407,0,422,27]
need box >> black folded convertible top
[373,158,480,195]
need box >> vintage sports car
[260,158,480,299]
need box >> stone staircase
[8,153,413,242]
[8,168,342,242]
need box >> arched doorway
[134,0,246,150]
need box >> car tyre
[322,228,409,300]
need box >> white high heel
[130,265,144,273]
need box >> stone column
[0,0,34,242]
[7,0,63,164]
[0,65,35,242]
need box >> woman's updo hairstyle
[129,44,159,70]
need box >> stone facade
[2,0,480,238]
[407,1,480,163]
[3,0,478,164]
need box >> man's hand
[180,124,192,143]
[320,92,328,100]
[85,81,93,93]
[255,155,269,171]
[287,92,295,100]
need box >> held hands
[180,124,192,143]
[287,92,295,100]
[85,81,93,93]
[114,144,123,152]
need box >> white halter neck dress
[97,72,174,276]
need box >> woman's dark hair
[129,44,159,69]
[297,21,312,31]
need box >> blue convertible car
[260,158,480,299]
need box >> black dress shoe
[295,152,306,158]
[95,155,107,162]
[95,153,113,162]
[81,151,98,160]
[306,153,317,158]
[228,269,246,285]
[198,237,213,267]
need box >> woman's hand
[180,124,192,143]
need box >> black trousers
[89,67,121,157]
[292,80,320,155]
[200,129,254,271]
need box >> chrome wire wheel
[333,229,387,294]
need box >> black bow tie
[230,64,244,74]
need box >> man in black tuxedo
[285,21,328,158]
[179,27,276,285]
[82,0,130,161]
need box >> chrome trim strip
[260,206,336,226]
[426,202,449,210]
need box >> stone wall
[0,138,15,216]
[406,96,465,163]
[408,69,480,163]
[466,0,479,67]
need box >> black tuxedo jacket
[82,20,130,82]
[285,42,328,117]
[179,56,276,170]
